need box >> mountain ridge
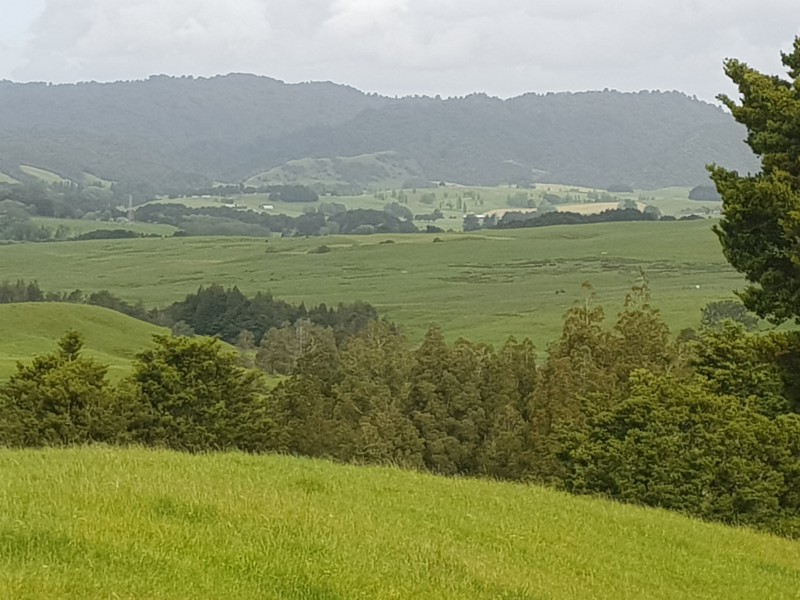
[0,74,757,190]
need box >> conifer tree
[129,335,267,451]
[0,331,115,446]
[709,37,800,323]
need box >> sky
[0,0,797,103]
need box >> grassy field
[81,172,114,188]
[0,220,744,346]
[0,447,797,599]
[0,303,167,381]
[18,165,71,185]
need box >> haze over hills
[0,74,757,190]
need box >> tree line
[1,282,798,539]
[0,280,381,348]
[136,204,420,237]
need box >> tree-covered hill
[0,75,756,190]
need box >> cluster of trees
[0,199,57,241]
[0,280,382,352]
[2,284,798,537]
[688,184,722,201]
[492,207,662,229]
[0,280,150,321]
[136,203,288,237]
[266,185,319,203]
[135,203,419,237]
[164,284,379,346]
[0,332,267,452]
[0,180,143,220]
[0,180,160,242]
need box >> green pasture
[0,303,166,381]
[31,217,178,237]
[0,447,797,599]
[0,220,744,346]
[18,165,70,185]
[81,172,114,188]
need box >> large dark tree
[709,37,800,323]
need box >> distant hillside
[245,151,428,191]
[0,75,757,189]
[0,303,165,380]
[1,447,798,599]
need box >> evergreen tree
[333,321,422,465]
[128,335,267,451]
[476,337,538,480]
[611,276,678,380]
[692,322,790,417]
[565,371,799,535]
[0,331,116,446]
[709,37,800,323]
[528,285,614,481]
[405,325,467,475]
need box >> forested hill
[0,75,756,190]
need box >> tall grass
[0,447,798,599]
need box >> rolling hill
[245,151,429,191]
[0,76,757,190]
[0,303,167,380]
[0,447,797,599]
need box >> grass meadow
[0,447,798,599]
[0,304,166,381]
[18,165,71,185]
[0,219,743,346]
[0,171,18,184]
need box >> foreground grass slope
[0,303,166,380]
[0,447,797,599]
[0,220,743,344]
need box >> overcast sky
[0,0,797,102]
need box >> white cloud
[4,0,799,101]
[18,0,274,81]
